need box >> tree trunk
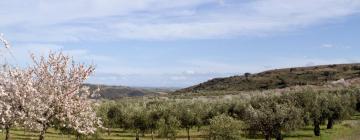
[187,128,190,140]
[136,130,140,140]
[151,129,154,140]
[39,130,46,140]
[265,134,271,140]
[314,121,320,136]
[274,129,283,140]
[327,118,334,129]
[5,125,10,140]
[107,128,111,136]
[356,102,360,111]
[39,124,48,140]
[264,131,271,140]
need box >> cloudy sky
[1,0,360,87]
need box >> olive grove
[97,86,360,140]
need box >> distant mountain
[86,84,175,99]
[176,63,360,93]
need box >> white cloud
[217,0,225,5]
[321,43,352,49]
[321,44,335,48]
[1,0,360,42]
[63,49,112,62]
[170,76,188,81]
[0,0,212,26]
[183,70,196,75]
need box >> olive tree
[157,102,180,140]
[191,101,210,131]
[119,103,148,140]
[203,101,232,125]
[228,99,248,120]
[176,101,200,140]
[97,102,123,135]
[146,101,164,140]
[293,91,348,136]
[208,114,241,140]
[324,93,351,129]
[244,95,303,140]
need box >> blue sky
[1,0,360,87]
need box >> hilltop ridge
[176,63,360,93]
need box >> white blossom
[24,52,102,137]
[0,33,10,49]
[0,50,102,139]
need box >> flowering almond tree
[0,66,35,140]
[0,33,33,140]
[25,52,102,140]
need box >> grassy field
[285,115,360,140]
[1,115,360,140]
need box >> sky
[1,0,360,87]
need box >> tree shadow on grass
[13,133,70,139]
[241,133,263,139]
[240,130,315,139]
[109,129,126,133]
[9,136,37,140]
[12,133,38,137]
[114,134,134,137]
[45,131,62,135]
[284,134,314,138]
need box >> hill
[177,63,360,93]
[86,84,175,99]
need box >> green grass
[1,115,360,140]
[284,114,360,140]
[0,128,77,140]
[0,128,207,140]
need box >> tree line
[97,87,360,140]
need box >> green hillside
[177,63,360,93]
